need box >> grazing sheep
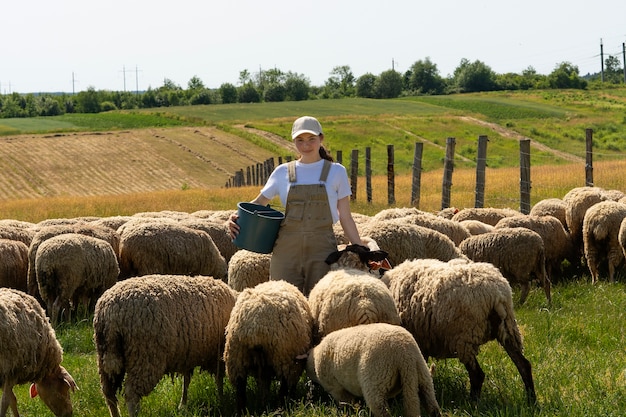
[300,323,441,417]
[308,266,400,343]
[27,223,121,302]
[371,206,428,221]
[227,249,271,291]
[118,220,227,280]
[89,216,133,231]
[35,233,120,325]
[451,207,520,226]
[0,224,36,247]
[333,212,372,245]
[496,214,576,282]
[179,217,239,263]
[530,197,568,231]
[459,219,494,235]
[359,218,466,266]
[563,186,611,257]
[0,288,78,417]
[437,206,459,219]
[582,200,626,283]
[460,227,551,304]
[403,212,471,246]
[224,280,313,414]
[382,258,536,404]
[0,239,29,292]
[94,274,237,417]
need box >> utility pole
[72,72,76,95]
[622,42,626,84]
[600,39,604,82]
[135,65,140,94]
[121,65,127,92]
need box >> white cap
[291,116,323,139]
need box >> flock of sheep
[1,184,625,417]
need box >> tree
[407,58,445,94]
[284,73,310,101]
[375,70,403,98]
[187,76,205,91]
[76,87,101,113]
[356,73,377,98]
[548,62,587,89]
[219,83,238,104]
[238,83,261,103]
[263,83,286,102]
[328,65,356,97]
[604,55,622,83]
[453,59,497,93]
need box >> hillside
[1,88,625,201]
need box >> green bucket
[233,202,285,254]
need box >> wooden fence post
[350,150,358,201]
[585,128,594,186]
[475,135,488,208]
[441,137,455,210]
[365,147,372,203]
[336,150,342,165]
[411,142,423,208]
[520,139,531,214]
[387,145,395,205]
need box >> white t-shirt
[260,159,352,224]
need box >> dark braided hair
[319,145,334,162]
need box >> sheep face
[30,365,77,417]
[325,244,391,274]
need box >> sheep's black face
[325,244,391,275]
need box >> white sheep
[563,186,611,257]
[451,207,520,226]
[496,214,576,282]
[459,227,551,304]
[224,280,313,414]
[94,274,237,417]
[582,200,626,283]
[179,216,239,263]
[359,218,467,266]
[0,239,29,292]
[35,233,120,325]
[382,258,537,404]
[0,288,78,417]
[529,197,568,231]
[459,219,494,235]
[227,249,270,291]
[300,322,441,417]
[118,220,227,280]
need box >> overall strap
[319,160,332,182]
[288,161,297,183]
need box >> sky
[2,0,625,94]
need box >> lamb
[359,218,466,266]
[94,274,237,417]
[0,288,78,417]
[118,220,227,280]
[227,249,270,291]
[0,239,29,292]
[451,207,520,226]
[224,280,313,414]
[382,258,537,404]
[300,323,441,417]
[582,200,626,283]
[35,233,120,325]
[496,214,576,282]
[459,227,551,304]
[308,256,400,342]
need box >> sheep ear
[295,353,308,361]
[324,250,343,265]
[368,250,389,262]
[30,383,38,398]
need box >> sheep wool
[582,200,626,283]
[94,274,237,417]
[0,288,77,417]
[459,227,551,304]
[35,233,120,325]
[382,258,536,404]
[224,280,313,414]
[227,249,270,291]
[0,239,29,292]
[451,207,520,226]
[303,323,441,417]
[530,197,568,231]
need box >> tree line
[0,56,623,119]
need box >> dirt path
[237,125,297,154]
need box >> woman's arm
[337,196,363,245]
[226,193,271,239]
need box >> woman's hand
[226,212,240,240]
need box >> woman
[228,116,363,295]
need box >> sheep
[0,239,29,292]
[308,264,400,343]
[89,215,133,231]
[333,212,372,245]
[496,214,576,282]
[530,197,568,231]
[118,220,227,280]
[582,200,626,283]
[437,206,459,219]
[227,249,270,291]
[179,217,239,263]
[382,258,537,404]
[359,218,466,266]
[459,227,551,304]
[0,223,36,247]
[371,206,427,221]
[224,280,313,414]
[459,219,494,235]
[94,274,237,417]
[0,288,78,417]
[300,323,441,417]
[451,207,521,226]
[563,186,611,257]
[35,233,120,325]
[27,223,121,303]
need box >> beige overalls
[270,160,337,296]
